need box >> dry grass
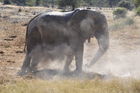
[0,78,140,93]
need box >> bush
[136,6,140,15]
[58,0,82,10]
[118,0,133,10]
[3,0,11,4]
[113,7,127,19]
[26,0,36,6]
[134,0,140,8]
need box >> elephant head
[68,10,109,66]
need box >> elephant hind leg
[63,54,74,73]
[28,54,40,73]
[18,54,31,76]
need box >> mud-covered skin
[19,9,109,76]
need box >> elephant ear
[68,10,95,40]
[68,10,88,27]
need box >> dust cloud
[23,11,140,80]
[83,38,140,79]
[28,36,140,80]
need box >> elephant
[19,9,109,75]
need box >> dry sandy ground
[0,4,140,80]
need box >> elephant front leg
[75,44,84,73]
[63,55,74,73]
[88,31,109,67]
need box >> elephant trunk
[88,30,109,66]
[89,44,109,66]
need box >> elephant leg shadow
[30,68,106,80]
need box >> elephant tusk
[88,37,91,43]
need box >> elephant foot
[73,69,82,75]
[17,69,39,77]
[63,69,70,75]
[17,67,31,76]
[17,70,28,76]
[29,66,40,74]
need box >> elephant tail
[23,24,29,53]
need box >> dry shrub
[131,80,140,93]
[113,7,127,19]
[109,17,134,31]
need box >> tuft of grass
[124,17,134,25]
[0,79,140,93]
[131,80,140,93]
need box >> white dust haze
[28,36,140,80]
[83,38,140,79]
[26,11,140,80]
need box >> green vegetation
[58,0,82,10]
[0,0,137,12]
[136,6,140,15]
[118,0,134,10]
[83,0,109,7]
[0,0,129,8]
[113,7,127,19]
[3,0,11,4]
[26,0,36,6]
[134,0,140,16]
[134,0,140,8]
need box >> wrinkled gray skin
[19,9,109,75]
